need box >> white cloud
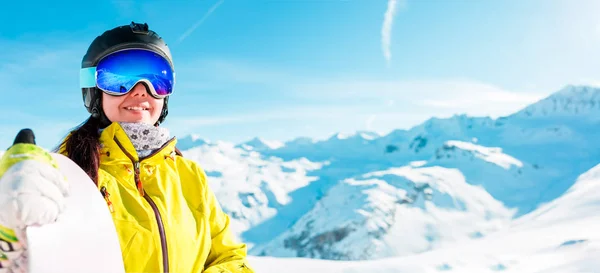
[177,0,225,43]
[291,79,547,118]
[168,105,361,128]
[381,0,405,66]
[381,0,397,66]
[415,81,545,110]
[165,78,546,142]
[166,105,387,142]
[171,59,550,135]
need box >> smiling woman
[0,22,255,273]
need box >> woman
[0,22,254,273]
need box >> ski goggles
[80,48,175,99]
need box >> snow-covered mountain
[249,161,600,272]
[251,151,516,260]
[237,137,285,152]
[511,85,600,119]
[429,141,544,213]
[180,140,324,240]
[268,130,382,162]
[167,85,600,269]
[174,134,209,150]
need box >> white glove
[0,129,69,273]
[0,159,69,229]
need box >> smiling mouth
[124,106,149,111]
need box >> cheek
[102,94,124,118]
[153,100,164,115]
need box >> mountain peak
[554,84,600,97]
[240,137,285,151]
[512,85,600,118]
[284,136,317,146]
[176,134,209,150]
[328,131,380,141]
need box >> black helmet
[81,22,174,126]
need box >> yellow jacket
[0,121,250,273]
[77,122,255,272]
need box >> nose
[129,83,150,97]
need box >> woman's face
[102,83,164,125]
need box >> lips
[124,106,149,111]
[123,102,151,111]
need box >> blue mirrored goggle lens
[80,49,174,97]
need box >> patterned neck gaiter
[118,122,171,158]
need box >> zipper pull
[134,162,144,196]
[100,186,115,213]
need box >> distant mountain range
[179,85,600,261]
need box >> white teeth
[126,107,147,111]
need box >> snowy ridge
[269,131,382,162]
[169,85,600,265]
[512,85,600,119]
[329,131,380,141]
[181,141,324,240]
[434,140,523,170]
[175,134,209,151]
[248,162,600,272]
[375,115,496,157]
[430,140,543,214]
[512,163,600,227]
[238,85,600,264]
[252,164,514,260]
[238,137,284,152]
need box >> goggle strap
[80,67,97,89]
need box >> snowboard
[25,153,125,273]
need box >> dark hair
[55,116,103,184]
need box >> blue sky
[1,0,600,149]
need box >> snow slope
[180,140,324,242]
[430,141,543,213]
[247,162,600,272]
[512,85,600,119]
[252,162,515,260]
[250,140,522,260]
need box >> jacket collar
[99,122,177,164]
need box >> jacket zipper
[142,192,169,273]
[114,137,175,273]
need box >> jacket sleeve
[0,225,26,272]
[200,169,255,273]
